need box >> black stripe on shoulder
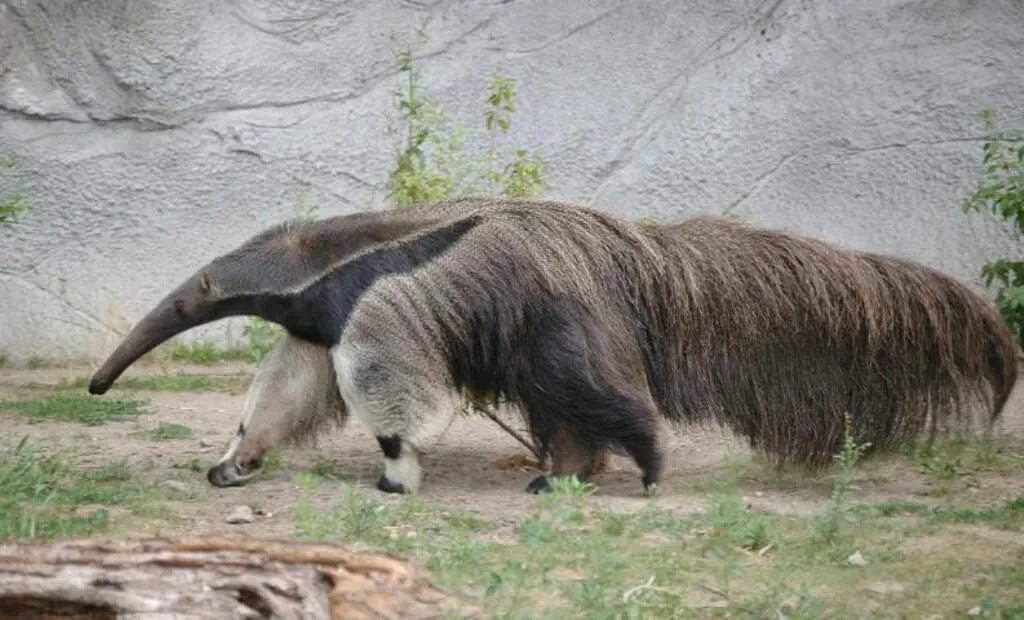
[261,216,480,345]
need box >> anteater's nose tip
[88,377,109,395]
[207,464,244,488]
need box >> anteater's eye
[173,299,187,317]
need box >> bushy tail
[643,217,1021,466]
[985,308,1019,418]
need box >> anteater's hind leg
[520,300,662,494]
[525,426,614,493]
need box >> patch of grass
[172,457,206,473]
[60,373,250,391]
[169,341,226,365]
[0,393,148,426]
[871,497,1024,529]
[0,439,165,540]
[703,490,773,552]
[263,449,283,474]
[144,423,194,441]
[911,436,1024,480]
[288,422,1024,618]
[308,459,366,483]
[291,477,1024,618]
[914,440,972,480]
[60,373,250,393]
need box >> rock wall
[1,0,1022,361]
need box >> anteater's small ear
[199,271,213,295]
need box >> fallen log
[0,537,468,619]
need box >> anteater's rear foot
[526,475,551,494]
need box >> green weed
[262,449,283,473]
[704,490,773,552]
[1,393,148,426]
[169,341,223,365]
[961,109,1024,345]
[172,457,205,473]
[241,317,281,363]
[872,497,1024,529]
[385,31,544,208]
[814,414,870,545]
[145,423,194,441]
[0,154,29,226]
[61,373,249,393]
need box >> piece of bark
[0,537,469,619]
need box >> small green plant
[294,194,320,221]
[530,475,594,530]
[482,76,545,197]
[262,449,283,474]
[169,341,221,364]
[915,443,970,480]
[145,423,194,441]
[962,110,1024,345]
[386,30,461,208]
[385,32,545,208]
[1,393,148,426]
[547,474,595,499]
[814,413,870,545]
[0,155,29,227]
[172,457,205,473]
[501,148,545,198]
[241,317,281,363]
[704,490,773,552]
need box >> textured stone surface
[1,0,1022,361]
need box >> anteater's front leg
[331,339,458,495]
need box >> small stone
[847,551,868,566]
[198,438,214,448]
[968,606,982,616]
[159,480,188,493]
[226,505,254,524]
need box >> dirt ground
[2,360,1023,543]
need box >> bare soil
[2,362,1023,539]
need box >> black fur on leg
[376,475,407,494]
[452,296,664,491]
[376,434,402,459]
[526,475,551,494]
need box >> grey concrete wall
[1,0,1022,362]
